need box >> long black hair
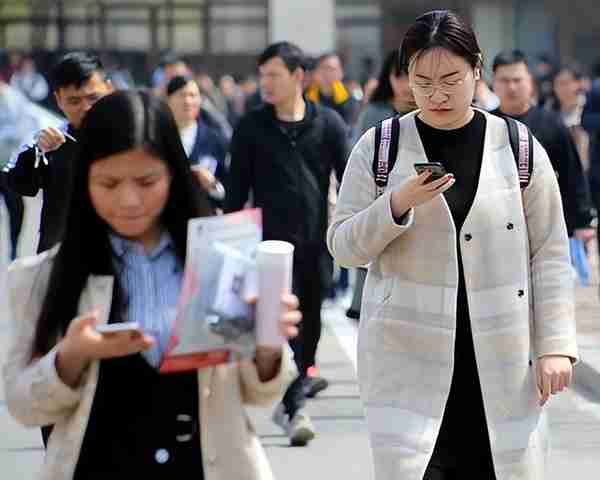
[369,49,403,104]
[399,10,483,74]
[32,90,213,356]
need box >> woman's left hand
[536,355,573,406]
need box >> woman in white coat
[328,10,577,480]
[3,90,300,480]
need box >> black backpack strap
[373,116,401,198]
[504,116,533,189]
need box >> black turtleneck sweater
[415,111,496,475]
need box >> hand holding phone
[389,163,455,218]
[413,162,448,184]
[95,322,142,335]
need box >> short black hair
[492,50,529,73]
[51,51,105,91]
[258,42,306,73]
[166,75,195,97]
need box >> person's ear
[105,79,114,93]
[54,90,64,111]
[474,68,481,81]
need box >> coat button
[155,448,170,464]
[464,233,472,241]
[507,223,514,230]
[518,290,525,297]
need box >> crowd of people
[0,7,595,480]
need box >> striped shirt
[109,232,183,368]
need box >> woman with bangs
[328,10,577,480]
[3,89,300,479]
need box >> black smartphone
[414,162,448,184]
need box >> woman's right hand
[390,171,455,218]
[56,310,155,387]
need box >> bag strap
[373,116,401,198]
[504,116,533,190]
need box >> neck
[177,118,197,131]
[560,97,578,112]
[274,95,306,122]
[391,97,415,114]
[138,225,163,254]
[320,83,334,96]
[499,101,531,117]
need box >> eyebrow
[415,71,461,80]
[91,171,162,181]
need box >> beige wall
[269,0,335,55]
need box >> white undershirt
[179,123,198,157]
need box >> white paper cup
[256,241,294,347]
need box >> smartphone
[414,162,448,184]
[96,322,141,335]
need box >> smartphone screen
[414,162,448,184]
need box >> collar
[109,230,174,261]
[264,99,317,126]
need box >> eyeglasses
[409,71,471,98]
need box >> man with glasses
[2,52,113,254]
[491,50,593,240]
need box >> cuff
[32,346,84,410]
[239,350,289,400]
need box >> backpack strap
[373,116,401,198]
[504,116,533,190]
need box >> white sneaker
[288,409,316,447]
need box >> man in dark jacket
[225,42,349,446]
[2,52,113,253]
[582,65,600,257]
[492,50,593,237]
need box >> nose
[118,183,143,209]
[81,99,94,113]
[429,88,449,104]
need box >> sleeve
[2,142,47,196]
[224,120,253,213]
[238,351,290,406]
[328,111,350,185]
[2,258,84,428]
[523,137,578,362]
[582,87,600,133]
[552,122,593,233]
[326,127,414,268]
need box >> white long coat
[327,110,578,480]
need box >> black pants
[282,248,327,417]
[591,179,600,257]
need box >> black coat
[493,107,593,235]
[1,124,79,253]
[225,100,349,250]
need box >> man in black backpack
[225,42,349,446]
[491,50,593,238]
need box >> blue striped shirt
[109,232,183,368]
